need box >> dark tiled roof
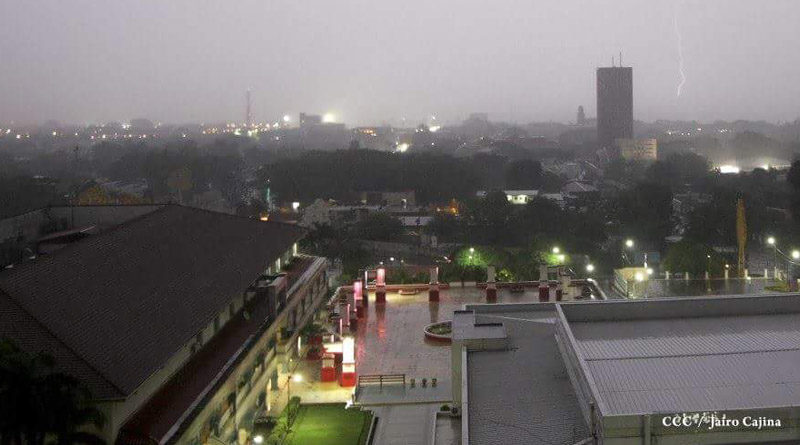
[0,205,304,399]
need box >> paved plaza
[354,285,546,385]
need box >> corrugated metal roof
[570,313,800,415]
[571,314,800,360]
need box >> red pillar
[538,284,550,302]
[486,265,497,302]
[376,267,386,303]
[429,266,440,302]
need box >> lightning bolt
[673,2,686,97]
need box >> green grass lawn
[284,404,373,445]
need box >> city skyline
[1,1,799,126]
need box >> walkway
[366,404,440,445]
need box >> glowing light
[625,239,634,248]
[342,336,355,363]
[552,247,560,254]
[429,125,441,132]
[292,202,300,211]
[767,237,776,245]
[396,143,409,153]
[719,165,740,174]
[322,113,336,123]
[253,435,264,444]
[634,272,644,282]
[376,268,386,286]
[586,264,595,272]
[793,250,800,260]
[647,268,654,275]
[292,374,303,383]
[557,254,566,263]
[283,114,291,123]
[469,247,475,253]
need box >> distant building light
[283,114,291,123]
[719,165,740,174]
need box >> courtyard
[283,404,372,445]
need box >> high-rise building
[596,66,633,149]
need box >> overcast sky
[1,0,799,126]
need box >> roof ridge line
[0,289,127,397]
[584,346,800,362]
[0,205,169,276]
[171,204,306,231]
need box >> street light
[586,264,595,273]
[469,247,475,253]
[552,247,560,254]
[767,237,777,278]
[625,239,634,248]
[792,250,800,260]
[287,373,303,405]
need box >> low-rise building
[0,205,329,445]
[452,294,800,444]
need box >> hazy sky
[1,0,799,126]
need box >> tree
[0,339,106,445]
[613,182,673,250]
[351,213,404,242]
[662,240,726,277]
[504,160,543,189]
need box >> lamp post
[287,373,302,406]
[622,239,634,266]
[767,237,777,279]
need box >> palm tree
[0,339,106,445]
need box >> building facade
[597,66,633,150]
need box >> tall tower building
[596,65,633,149]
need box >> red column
[486,265,497,302]
[538,283,550,302]
[429,266,440,302]
[376,267,386,303]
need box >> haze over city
[2,0,800,125]
[5,2,800,445]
